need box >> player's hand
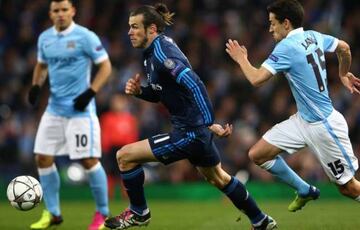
[225,39,248,64]
[208,123,233,137]
[340,72,360,94]
[73,88,96,111]
[28,85,41,106]
[125,74,142,95]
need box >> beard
[139,35,148,49]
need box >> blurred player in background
[104,3,277,230]
[100,93,139,199]
[28,0,111,229]
[226,0,360,212]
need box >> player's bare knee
[81,158,99,170]
[248,148,263,165]
[339,180,360,198]
[116,146,131,168]
[35,154,54,168]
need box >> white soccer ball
[6,175,43,211]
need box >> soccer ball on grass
[6,175,43,211]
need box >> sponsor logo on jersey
[47,57,77,64]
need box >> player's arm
[32,62,48,86]
[73,58,112,111]
[226,39,272,87]
[335,40,360,94]
[28,62,48,106]
[90,59,112,93]
[125,74,160,103]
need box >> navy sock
[120,165,147,215]
[221,177,265,224]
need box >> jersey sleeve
[321,33,338,53]
[83,31,109,64]
[152,42,214,125]
[37,35,47,64]
[261,42,292,75]
[135,85,161,103]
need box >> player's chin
[130,41,140,48]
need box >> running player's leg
[309,110,360,202]
[197,165,277,229]
[249,139,317,200]
[104,139,155,229]
[250,114,318,212]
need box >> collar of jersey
[52,21,76,36]
[143,34,163,55]
[286,27,304,38]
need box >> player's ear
[71,5,76,17]
[283,18,293,30]
[148,23,157,34]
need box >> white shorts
[263,110,358,185]
[34,112,101,160]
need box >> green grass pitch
[0,199,359,229]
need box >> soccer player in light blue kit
[226,0,360,212]
[28,0,111,229]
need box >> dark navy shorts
[148,126,221,167]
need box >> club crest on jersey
[164,58,176,69]
[66,41,76,49]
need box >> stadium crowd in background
[0,0,360,187]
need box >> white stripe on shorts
[154,136,170,144]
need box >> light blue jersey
[37,22,108,117]
[262,28,338,122]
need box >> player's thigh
[249,138,283,163]
[34,112,66,156]
[262,113,306,156]
[119,139,157,164]
[307,110,358,185]
[66,115,101,160]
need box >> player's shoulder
[274,37,295,54]
[38,27,54,41]
[157,35,178,50]
[303,29,324,39]
[73,24,97,37]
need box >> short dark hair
[50,0,74,5]
[267,0,304,28]
[130,3,174,33]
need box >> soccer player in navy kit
[28,0,111,229]
[104,3,276,230]
[226,0,360,213]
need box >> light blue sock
[86,162,109,216]
[261,155,310,196]
[38,164,61,216]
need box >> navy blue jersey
[137,35,214,129]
